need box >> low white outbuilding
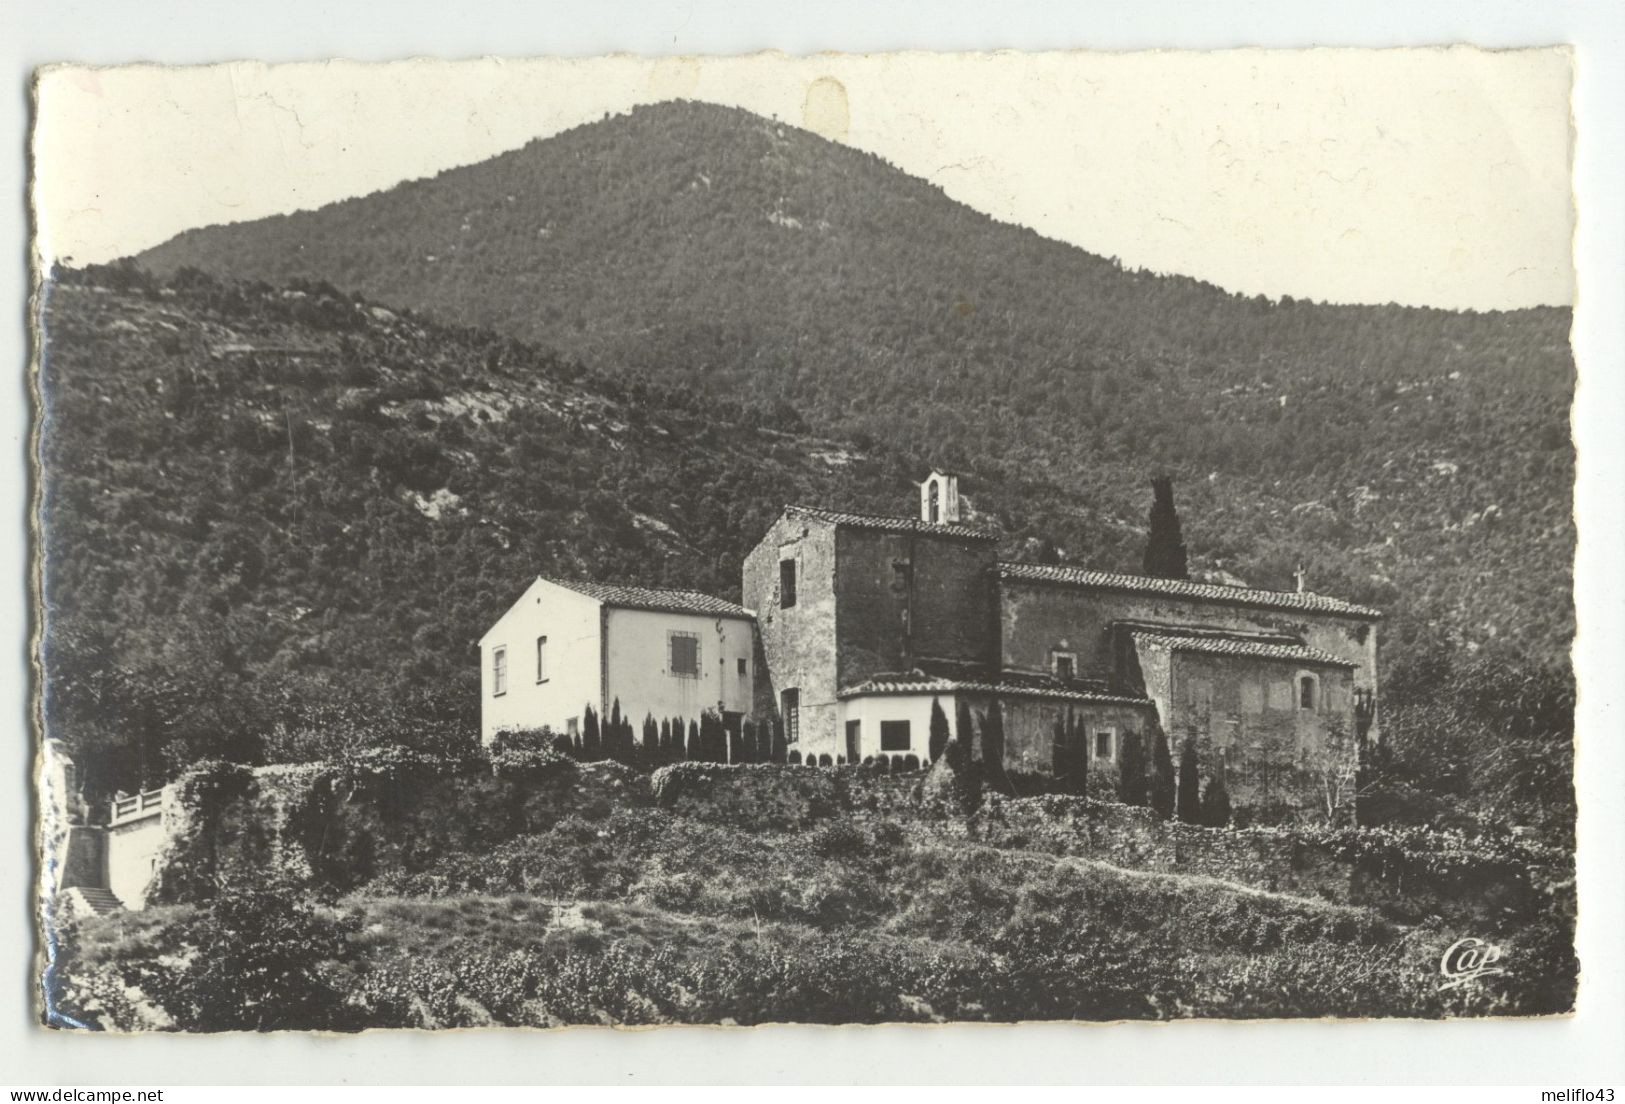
[478,577,757,746]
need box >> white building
[478,576,757,746]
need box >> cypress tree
[608,699,625,761]
[727,721,743,764]
[582,705,601,761]
[771,716,787,764]
[1202,760,1232,827]
[928,698,951,763]
[1117,729,1149,806]
[1072,712,1089,797]
[1150,728,1176,819]
[981,700,1010,795]
[1054,709,1087,797]
[1177,739,1203,823]
[687,718,701,761]
[659,717,673,761]
[1143,475,1190,580]
[741,718,758,763]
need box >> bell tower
[919,470,960,524]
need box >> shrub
[138,879,361,1031]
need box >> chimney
[1293,563,1308,593]
[920,471,959,524]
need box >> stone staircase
[62,886,124,917]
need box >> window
[779,559,798,608]
[845,720,861,761]
[491,647,507,696]
[1299,674,1319,711]
[891,561,912,593]
[737,657,748,677]
[880,720,912,751]
[535,635,548,682]
[1092,728,1117,762]
[782,689,799,744]
[1052,651,1077,680]
[669,632,700,677]
[927,479,941,524]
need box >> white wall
[604,608,756,727]
[838,693,952,762]
[480,579,603,744]
[107,813,164,909]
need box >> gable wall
[480,579,602,744]
[743,513,840,758]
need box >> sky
[31,48,1575,310]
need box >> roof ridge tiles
[995,561,1382,619]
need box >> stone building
[741,472,1380,822]
[480,473,1380,822]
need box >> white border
[7,0,1623,1086]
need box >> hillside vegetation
[132,100,1575,672]
[51,805,1576,1028]
[38,267,1575,842]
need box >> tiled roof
[1131,631,1356,668]
[995,562,1382,619]
[543,578,754,620]
[786,504,1002,541]
[839,669,1152,707]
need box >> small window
[1052,651,1076,680]
[779,559,798,608]
[880,720,911,751]
[891,561,912,593]
[492,647,507,696]
[536,635,548,682]
[845,720,861,761]
[737,657,748,676]
[782,689,800,744]
[1299,674,1318,711]
[1093,728,1116,762]
[669,632,700,677]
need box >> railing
[108,787,165,826]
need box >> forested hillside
[40,265,1572,818]
[130,100,1574,672]
[37,269,917,796]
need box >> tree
[741,718,759,763]
[1202,759,1232,827]
[928,698,951,762]
[1177,739,1202,822]
[769,716,787,764]
[1052,709,1087,797]
[141,878,360,1031]
[608,699,627,761]
[1150,729,1176,819]
[582,705,601,761]
[1117,730,1149,807]
[1142,474,1189,580]
[687,719,701,761]
[980,700,1011,795]
[642,713,659,757]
